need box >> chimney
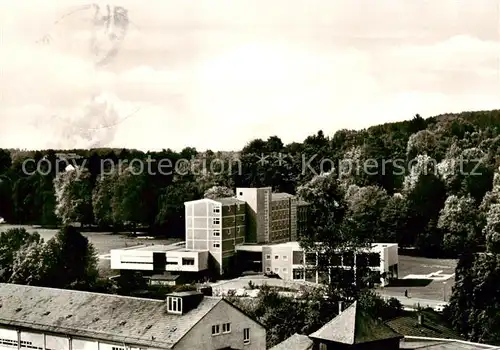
[338,301,343,314]
[417,313,423,325]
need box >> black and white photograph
[1,1,500,349]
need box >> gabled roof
[385,310,463,339]
[270,333,314,350]
[309,301,403,345]
[0,283,222,349]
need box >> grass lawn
[0,225,179,277]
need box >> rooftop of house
[309,301,403,345]
[273,305,496,350]
[385,310,463,340]
[0,283,224,349]
[399,338,499,349]
[269,333,314,350]
[272,336,497,350]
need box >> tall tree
[53,167,93,226]
[204,185,235,199]
[438,195,482,255]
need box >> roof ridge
[0,283,168,302]
[0,283,223,302]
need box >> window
[212,324,220,336]
[243,328,250,344]
[167,297,182,313]
[239,192,243,196]
[266,267,271,272]
[283,267,287,272]
[293,268,305,280]
[283,255,288,260]
[274,267,279,272]
[213,243,220,248]
[222,323,231,333]
[213,218,220,225]
[266,254,271,260]
[112,347,125,350]
[213,207,220,214]
[182,258,195,265]
[274,255,279,260]
[319,343,327,350]
[213,230,220,237]
[236,227,240,233]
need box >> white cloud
[1,1,500,151]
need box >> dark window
[343,252,354,266]
[368,253,381,267]
[182,258,195,265]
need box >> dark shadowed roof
[309,301,403,345]
[0,283,223,349]
[400,338,498,349]
[386,310,463,340]
[214,197,246,205]
[270,333,314,350]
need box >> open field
[378,255,457,302]
[0,225,179,277]
[0,225,177,254]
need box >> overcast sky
[1,0,500,151]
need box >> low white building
[236,242,399,286]
[110,242,209,274]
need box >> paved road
[377,290,447,310]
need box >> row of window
[211,324,250,345]
[211,322,231,335]
[212,227,243,237]
[266,254,288,261]
[0,338,124,350]
[213,205,243,214]
[266,267,287,273]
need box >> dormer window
[167,296,182,314]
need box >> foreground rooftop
[0,283,222,348]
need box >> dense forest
[1,110,500,344]
[1,111,499,257]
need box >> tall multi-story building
[110,187,398,287]
[235,187,307,244]
[184,197,246,276]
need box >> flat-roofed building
[110,242,209,276]
[184,197,246,276]
[234,188,309,244]
[237,242,399,287]
[0,283,266,350]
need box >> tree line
[1,111,499,257]
[1,110,500,344]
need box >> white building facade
[237,242,399,286]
